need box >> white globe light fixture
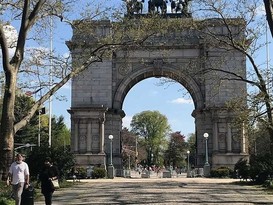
[109,135,113,140]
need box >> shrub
[75,166,87,179]
[0,198,14,205]
[91,167,106,179]
[263,179,273,189]
[26,146,75,181]
[234,158,250,180]
[249,154,273,184]
[0,182,14,205]
[210,167,232,178]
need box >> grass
[0,181,14,205]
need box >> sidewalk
[34,176,273,204]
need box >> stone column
[213,122,219,152]
[227,123,232,152]
[74,119,79,153]
[99,118,105,154]
[241,123,246,153]
[86,120,92,153]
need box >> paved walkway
[34,174,273,205]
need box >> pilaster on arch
[113,65,204,111]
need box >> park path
[34,176,273,205]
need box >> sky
[1,0,272,140]
[122,78,195,136]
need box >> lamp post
[108,135,114,179]
[186,150,190,178]
[203,133,210,177]
[135,135,138,169]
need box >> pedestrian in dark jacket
[39,157,59,205]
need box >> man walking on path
[7,153,30,205]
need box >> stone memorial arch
[67,17,249,175]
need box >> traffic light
[36,107,46,115]
[40,107,46,114]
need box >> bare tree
[192,0,273,154]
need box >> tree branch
[0,25,10,72]
[264,0,273,38]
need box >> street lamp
[109,135,113,165]
[203,132,210,177]
[186,150,190,178]
[108,135,114,179]
[135,135,138,169]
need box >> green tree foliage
[14,94,40,145]
[187,133,196,155]
[1,94,72,180]
[26,145,75,181]
[186,133,196,166]
[50,116,70,149]
[12,94,70,153]
[130,110,170,166]
[164,131,187,168]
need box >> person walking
[39,157,59,205]
[7,153,30,205]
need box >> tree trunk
[264,0,273,37]
[0,71,17,180]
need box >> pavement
[34,172,273,205]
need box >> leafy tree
[26,145,75,181]
[186,133,196,166]
[48,115,70,149]
[164,131,187,168]
[14,94,40,145]
[187,133,196,155]
[1,93,69,150]
[130,110,170,166]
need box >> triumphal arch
[67,9,249,176]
